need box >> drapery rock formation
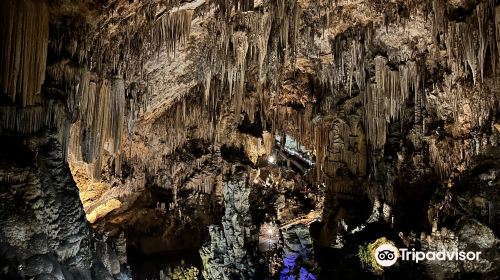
[1,0,500,279]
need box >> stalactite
[69,73,126,179]
[439,1,498,85]
[143,148,220,200]
[151,9,193,57]
[0,106,45,134]
[495,5,500,70]
[428,135,487,179]
[314,123,329,181]
[203,1,298,120]
[431,0,446,43]
[364,57,421,148]
[109,76,126,175]
[214,0,256,18]
[185,172,216,194]
[313,0,500,155]
[319,26,370,98]
[364,83,386,149]
[439,74,495,137]
[269,103,350,181]
[257,12,273,96]
[0,103,66,134]
[0,0,49,106]
[232,31,249,116]
[147,93,214,171]
[47,0,189,98]
[89,80,111,178]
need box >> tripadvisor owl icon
[374,242,399,267]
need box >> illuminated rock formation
[1,0,500,279]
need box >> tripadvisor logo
[372,242,482,267]
[359,237,483,274]
[399,248,482,263]
[374,242,399,267]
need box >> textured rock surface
[1,0,500,279]
[281,225,317,279]
[421,219,500,278]
[200,170,259,280]
[0,137,125,279]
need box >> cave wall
[1,0,500,279]
[0,0,128,279]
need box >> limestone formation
[1,0,500,279]
[200,171,259,280]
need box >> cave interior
[1,0,500,279]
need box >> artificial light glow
[268,155,276,163]
[259,223,279,252]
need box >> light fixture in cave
[259,223,280,252]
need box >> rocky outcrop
[421,219,500,279]
[281,225,317,280]
[200,170,259,280]
[0,0,128,278]
[0,136,126,279]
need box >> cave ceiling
[1,0,500,279]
